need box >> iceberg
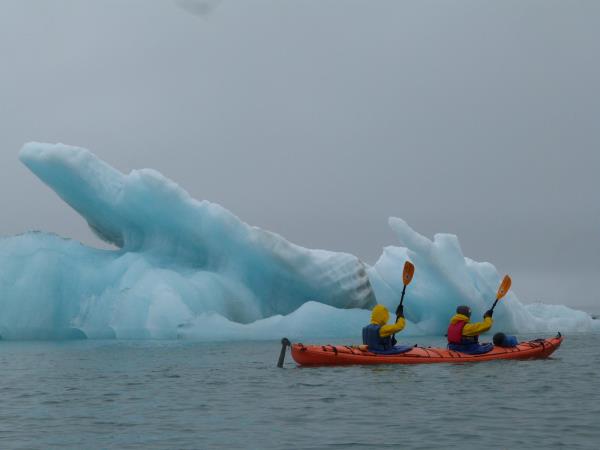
[0,142,595,340]
[2,142,374,340]
[368,218,597,335]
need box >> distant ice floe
[0,142,595,340]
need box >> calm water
[0,334,598,449]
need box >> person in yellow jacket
[447,305,494,354]
[362,304,406,353]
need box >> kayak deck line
[282,333,563,367]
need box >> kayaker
[362,304,406,353]
[447,305,494,354]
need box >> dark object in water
[277,337,291,368]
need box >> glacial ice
[0,142,595,340]
[368,218,597,335]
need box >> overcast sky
[0,1,598,311]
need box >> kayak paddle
[489,275,511,313]
[391,261,414,346]
[397,260,415,318]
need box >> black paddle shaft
[396,284,407,320]
[392,284,408,345]
[490,298,499,313]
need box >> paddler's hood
[370,304,390,326]
[450,313,471,324]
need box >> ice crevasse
[0,142,595,340]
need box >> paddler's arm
[462,316,493,336]
[379,317,406,337]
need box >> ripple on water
[0,335,598,449]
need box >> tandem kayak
[288,334,563,366]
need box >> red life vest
[447,320,467,344]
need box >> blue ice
[0,142,595,340]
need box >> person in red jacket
[447,305,494,354]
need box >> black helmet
[456,305,471,318]
[493,332,507,346]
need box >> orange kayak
[290,334,563,366]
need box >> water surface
[0,334,598,449]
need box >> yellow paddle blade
[403,261,415,286]
[496,275,512,300]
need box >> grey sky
[0,1,598,311]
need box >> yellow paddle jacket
[449,313,493,336]
[370,304,405,337]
